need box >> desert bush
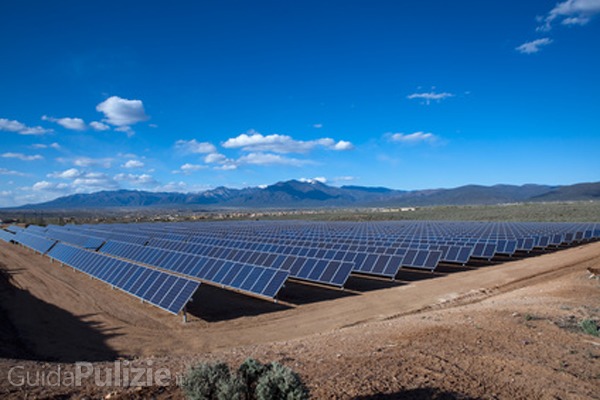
[181,359,309,400]
[580,319,599,337]
[255,362,310,400]
[181,362,235,400]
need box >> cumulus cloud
[0,168,27,176]
[173,163,207,175]
[48,168,82,179]
[175,139,217,154]
[158,181,188,192]
[42,115,87,131]
[299,177,327,184]
[71,172,120,191]
[90,121,110,131]
[237,152,310,167]
[0,118,52,135]
[32,181,70,192]
[70,156,114,168]
[389,131,438,144]
[114,173,158,185]
[31,142,61,150]
[538,0,600,31]
[96,96,149,132]
[2,152,44,161]
[333,140,354,150]
[407,91,454,105]
[222,130,354,153]
[122,159,144,169]
[204,153,228,164]
[516,38,553,54]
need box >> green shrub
[255,362,310,400]
[580,319,599,337]
[181,359,309,400]
[181,362,233,400]
[215,374,244,400]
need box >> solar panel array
[46,243,199,315]
[66,219,600,277]
[3,220,599,317]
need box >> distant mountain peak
[6,179,600,210]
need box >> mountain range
[7,180,600,210]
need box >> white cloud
[538,0,600,31]
[202,152,238,170]
[48,168,82,179]
[70,156,113,168]
[158,181,188,192]
[96,96,149,132]
[72,172,119,191]
[237,152,310,167]
[313,123,323,128]
[299,177,327,184]
[114,173,158,185]
[389,131,438,144]
[32,181,70,192]
[173,163,207,174]
[122,159,144,169]
[2,152,44,161]
[90,121,110,131]
[0,118,52,135]
[333,140,354,150]
[31,142,61,150]
[407,91,454,105]
[175,139,217,154]
[0,168,27,176]
[215,164,238,171]
[204,153,228,164]
[42,115,87,131]
[515,38,553,54]
[222,130,354,153]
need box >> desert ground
[0,239,599,399]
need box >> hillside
[1,238,599,399]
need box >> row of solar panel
[46,243,199,314]
[98,238,352,287]
[11,226,293,297]
[6,225,25,234]
[13,232,57,254]
[44,228,105,250]
[99,240,290,297]
[0,229,16,242]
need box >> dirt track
[0,241,599,399]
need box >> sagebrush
[181,358,309,400]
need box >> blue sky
[1,0,599,207]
